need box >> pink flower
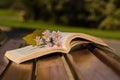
[52,30,62,41]
[42,30,51,42]
[53,40,62,47]
[34,36,43,46]
[45,42,53,47]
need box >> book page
[5,45,66,64]
[60,32,109,52]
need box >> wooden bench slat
[61,56,74,80]
[36,55,69,80]
[66,49,120,80]
[2,62,33,80]
[0,39,22,76]
[92,48,120,75]
[0,39,33,80]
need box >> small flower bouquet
[23,30,62,47]
[34,30,62,47]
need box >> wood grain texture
[67,49,120,80]
[92,48,120,75]
[36,55,69,80]
[0,39,22,76]
[1,62,33,80]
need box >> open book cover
[5,31,110,64]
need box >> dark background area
[0,0,120,30]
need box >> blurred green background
[0,0,120,39]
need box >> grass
[0,9,120,39]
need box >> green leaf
[23,29,44,46]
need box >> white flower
[42,30,51,42]
[52,30,62,41]
[34,36,43,46]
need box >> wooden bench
[0,39,120,80]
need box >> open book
[5,32,109,64]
